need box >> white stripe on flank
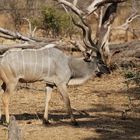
[37,50,43,78]
[15,52,18,77]
[10,51,15,75]
[41,50,44,77]
[5,53,11,74]
[47,49,50,77]
[29,50,32,77]
[34,49,37,78]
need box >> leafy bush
[124,71,136,79]
[124,69,140,87]
[41,5,76,37]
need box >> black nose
[95,71,102,77]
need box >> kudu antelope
[0,43,110,125]
[0,0,121,125]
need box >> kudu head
[83,46,111,76]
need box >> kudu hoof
[42,119,51,126]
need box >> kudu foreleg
[43,84,53,125]
[2,91,10,124]
[58,84,77,125]
[0,81,4,121]
[2,82,17,124]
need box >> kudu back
[0,44,110,125]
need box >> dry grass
[0,71,140,140]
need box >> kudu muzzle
[96,59,111,77]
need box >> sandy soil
[0,72,140,140]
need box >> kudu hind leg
[43,84,53,125]
[2,82,17,124]
[57,84,77,125]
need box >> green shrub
[124,71,136,79]
[124,70,140,87]
[41,5,76,37]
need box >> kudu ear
[83,51,91,62]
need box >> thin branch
[61,4,93,52]
[114,13,140,30]
[95,0,126,7]
[113,0,140,31]
[95,2,119,66]
[71,16,97,51]
[23,18,37,38]
[0,33,16,40]
[73,0,78,6]
[96,3,118,48]
[60,2,97,51]
[99,6,104,29]
[61,3,69,13]
[56,0,84,17]
[86,0,126,16]
[70,40,86,52]
[32,26,37,37]
[0,26,58,43]
[131,0,137,13]
[87,0,105,15]
[0,27,35,42]
[58,0,97,51]
[23,18,32,37]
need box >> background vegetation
[0,0,140,40]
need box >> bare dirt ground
[0,71,140,140]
